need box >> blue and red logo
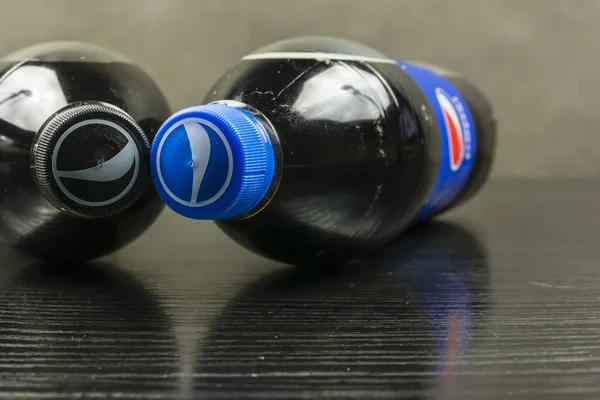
[398,61,476,221]
[435,88,466,171]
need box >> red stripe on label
[443,108,463,170]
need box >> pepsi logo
[435,88,465,171]
[155,118,234,207]
[52,119,139,207]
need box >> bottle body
[0,42,171,260]
[153,37,495,265]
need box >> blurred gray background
[1,0,598,179]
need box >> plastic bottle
[0,42,171,260]
[151,36,496,265]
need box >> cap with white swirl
[150,104,276,220]
[32,101,151,220]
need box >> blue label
[397,62,476,221]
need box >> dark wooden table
[0,180,599,399]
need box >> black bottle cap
[31,101,151,219]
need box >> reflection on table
[194,222,490,398]
[0,246,180,396]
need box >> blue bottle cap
[151,104,276,220]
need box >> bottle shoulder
[0,59,170,136]
[205,57,431,140]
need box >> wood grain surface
[0,180,599,399]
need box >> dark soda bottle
[151,36,496,265]
[0,42,171,260]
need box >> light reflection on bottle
[292,63,391,123]
[0,65,68,133]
